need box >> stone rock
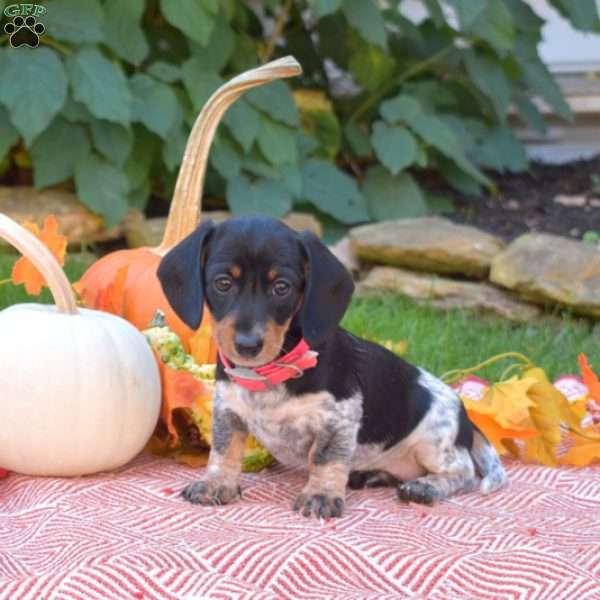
[0,186,123,246]
[554,194,586,207]
[329,236,359,272]
[490,233,600,318]
[349,217,505,279]
[124,212,167,248]
[125,211,323,248]
[357,266,541,322]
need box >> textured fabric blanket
[1,454,599,600]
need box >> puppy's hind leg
[348,470,400,490]
[397,444,476,506]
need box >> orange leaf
[561,439,600,467]
[462,376,535,429]
[158,358,208,444]
[11,215,67,295]
[466,410,538,455]
[522,367,566,466]
[578,354,600,403]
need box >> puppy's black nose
[234,332,264,357]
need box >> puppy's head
[157,215,354,367]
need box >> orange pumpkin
[76,57,302,365]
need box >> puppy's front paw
[397,480,441,506]
[182,478,241,506]
[293,493,344,518]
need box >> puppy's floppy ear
[157,220,214,330]
[298,230,354,346]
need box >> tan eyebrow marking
[230,265,242,278]
[267,269,278,281]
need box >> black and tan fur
[157,216,507,518]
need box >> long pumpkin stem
[0,214,78,315]
[158,56,302,253]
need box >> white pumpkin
[0,214,161,476]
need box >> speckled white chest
[214,381,362,466]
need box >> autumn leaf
[158,358,210,444]
[11,215,67,295]
[464,376,536,428]
[522,368,567,466]
[466,410,538,455]
[578,354,600,402]
[562,438,600,467]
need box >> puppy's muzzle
[234,331,264,358]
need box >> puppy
[157,216,507,518]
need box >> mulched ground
[446,155,600,242]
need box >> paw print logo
[4,15,45,48]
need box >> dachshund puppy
[157,216,507,518]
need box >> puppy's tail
[470,428,508,494]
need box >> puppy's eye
[272,279,291,297]
[214,275,233,293]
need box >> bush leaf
[0,48,67,145]
[446,0,486,29]
[45,0,104,44]
[223,99,261,152]
[75,153,129,226]
[182,59,223,111]
[468,0,515,56]
[147,62,182,84]
[514,38,572,121]
[301,159,369,224]
[67,47,131,125]
[549,0,600,32]
[257,117,298,166]
[410,114,491,187]
[309,0,342,17]
[363,166,428,220]
[246,81,299,127]
[464,50,511,121]
[104,0,149,66]
[342,0,387,49]
[0,105,18,160]
[90,119,132,167]
[227,174,292,218]
[160,0,218,46]
[380,95,422,124]
[31,118,90,188]
[130,74,182,139]
[476,127,528,173]
[370,121,417,175]
[210,135,242,179]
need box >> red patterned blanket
[1,454,599,599]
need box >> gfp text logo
[3,4,46,48]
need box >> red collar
[219,339,318,392]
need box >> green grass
[1,252,598,381]
[343,295,599,381]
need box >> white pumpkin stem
[0,214,78,315]
[158,56,302,252]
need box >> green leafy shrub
[0,0,597,230]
